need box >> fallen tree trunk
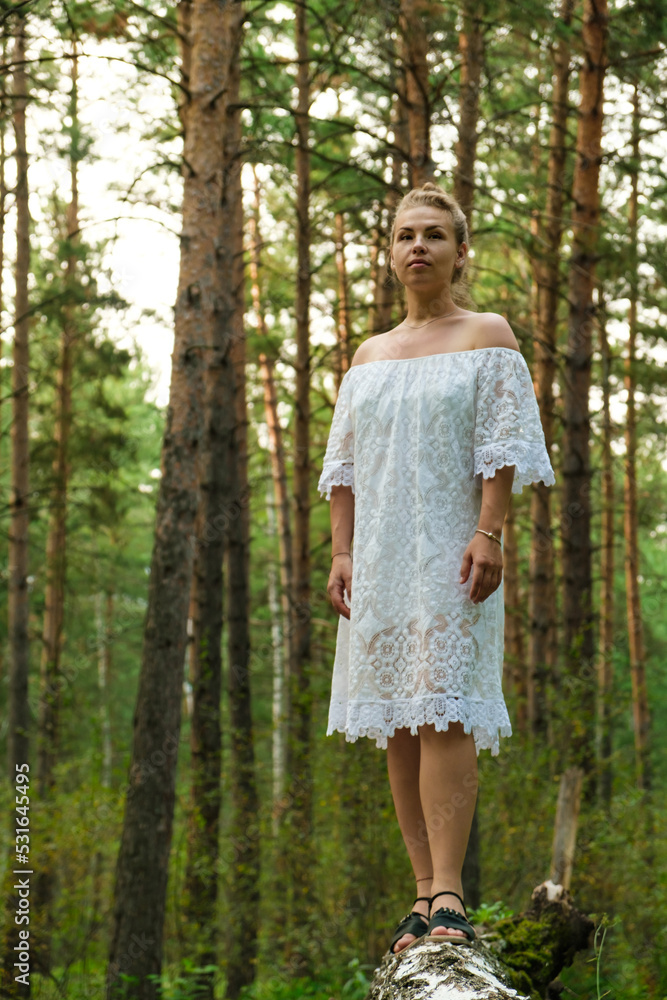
[365,882,594,1000]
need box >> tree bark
[561,0,608,779]
[624,83,650,792]
[225,9,260,994]
[549,767,583,889]
[106,2,228,995]
[453,0,484,219]
[1,14,31,996]
[398,0,435,186]
[7,7,30,789]
[334,211,352,383]
[282,0,316,972]
[528,0,574,740]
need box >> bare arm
[327,484,354,619]
[460,465,515,604]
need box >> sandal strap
[427,907,476,942]
[389,910,429,953]
[430,890,467,915]
[413,895,431,905]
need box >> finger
[472,565,489,604]
[331,579,352,618]
[460,551,472,583]
[479,569,501,603]
[469,563,481,602]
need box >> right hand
[327,554,352,619]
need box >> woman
[317,183,555,954]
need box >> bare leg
[418,722,478,937]
[386,728,433,952]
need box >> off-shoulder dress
[317,346,555,755]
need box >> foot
[427,889,469,940]
[391,895,430,954]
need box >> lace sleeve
[317,374,355,501]
[474,349,556,494]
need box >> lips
[409,260,430,267]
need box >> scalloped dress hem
[327,697,513,756]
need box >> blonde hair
[387,182,473,305]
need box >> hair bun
[421,181,440,191]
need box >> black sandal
[389,895,431,954]
[426,890,476,944]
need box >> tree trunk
[451,11,484,908]
[453,0,484,219]
[398,0,435,186]
[624,83,650,792]
[503,498,527,732]
[283,0,315,970]
[35,46,82,972]
[225,9,260,995]
[1,16,31,996]
[334,211,352,382]
[549,766,583,889]
[106,2,228,995]
[560,0,608,780]
[527,0,574,741]
[7,7,30,789]
[365,883,593,1000]
[265,484,285,836]
[596,301,614,808]
[249,165,292,822]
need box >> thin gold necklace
[402,308,458,330]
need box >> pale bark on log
[365,882,593,1000]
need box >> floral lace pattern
[317,347,555,754]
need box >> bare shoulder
[472,313,521,352]
[350,334,388,367]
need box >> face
[390,206,466,289]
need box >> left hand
[459,533,503,604]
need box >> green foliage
[3,0,667,997]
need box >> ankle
[415,875,433,896]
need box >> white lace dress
[317,346,555,755]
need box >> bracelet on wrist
[332,551,351,560]
[475,528,502,546]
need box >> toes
[393,933,416,953]
[429,926,465,937]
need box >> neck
[404,290,456,325]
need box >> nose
[412,233,426,251]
